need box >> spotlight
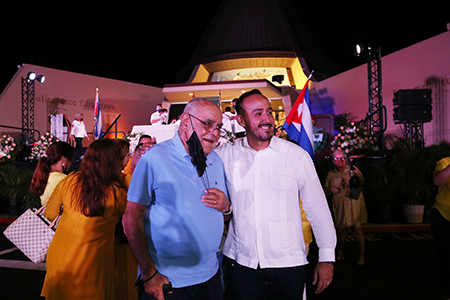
[36,75,45,83]
[27,72,37,80]
[356,44,362,56]
[26,72,45,83]
[355,44,369,57]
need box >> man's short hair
[138,135,152,143]
[235,89,263,116]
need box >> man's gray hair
[331,149,346,159]
[184,98,214,115]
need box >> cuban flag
[94,87,102,139]
[282,78,314,161]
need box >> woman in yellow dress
[324,150,367,266]
[41,138,128,300]
[29,141,75,206]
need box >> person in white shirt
[161,108,169,124]
[215,89,336,300]
[229,98,246,138]
[70,113,89,149]
[222,106,234,133]
[150,104,165,125]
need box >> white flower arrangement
[29,132,60,161]
[331,122,379,155]
[124,132,148,153]
[216,129,237,147]
[0,135,18,162]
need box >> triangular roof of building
[176,0,340,83]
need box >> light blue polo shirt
[127,132,227,288]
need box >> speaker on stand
[393,89,432,148]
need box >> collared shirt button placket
[254,151,265,268]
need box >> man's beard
[253,123,273,141]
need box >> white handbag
[3,206,60,263]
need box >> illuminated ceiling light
[241,90,246,93]
[279,106,283,110]
[27,72,36,80]
[188,93,193,96]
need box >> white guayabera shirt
[215,136,336,269]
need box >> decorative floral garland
[29,132,60,161]
[0,135,19,163]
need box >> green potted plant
[0,164,40,216]
[363,161,396,223]
[388,144,446,223]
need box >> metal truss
[365,47,386,151]
[21,77,35,142]
[401,121,425,149]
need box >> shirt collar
[172,131,214,166]
[172,131,190,158]
[242,136,280,153]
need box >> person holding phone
[324,150,367,266]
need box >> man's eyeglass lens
[189,114,225,134]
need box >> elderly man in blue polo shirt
[124,99,231,300]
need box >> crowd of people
[28,90,450,300]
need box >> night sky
[1,2,448,91]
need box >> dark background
[1,1,448,90]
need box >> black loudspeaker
[393,89,432,105]
[393,104,432,122]
[393,89,432,123]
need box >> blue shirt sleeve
[127,154,153,206]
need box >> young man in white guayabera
[215,89,336,300]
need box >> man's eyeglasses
[138,142,153,147]
[188,114,226,135]
[333,157,346,161]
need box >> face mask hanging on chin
[186,130,207,177]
